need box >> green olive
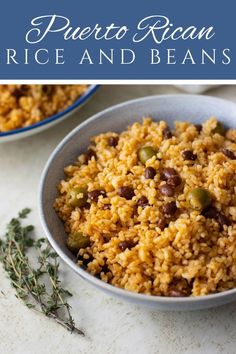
[212,121,225,136]
[67,232,90,253]
[138,146,157,165]
[66,187,87,207]
[187,188,212,210]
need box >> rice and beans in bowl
[0,84,88,132]
[54,117,236,297]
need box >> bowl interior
[40,94,236,308]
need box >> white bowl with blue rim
[39,94,236,311]
[0,85,99,143]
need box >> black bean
[83,202,91,210]
[202,207,219,220]
[160,184,175,197]
[161,168,181,188]
[163,201,177,216]
[42,85,53,95]
[195,124,202,133]
[108,136,119,147]
[166,175,182,187]
[118,186,135,200]
[137,196,149,208]
[182,150,197,161]
[12,85,29,97]
[12,88,24,99]
[168,288,189,297]
[218,213,230,227]
[162,168,178,180]
[170,279,192,296]
[88,190,106,202]
[132,205,138,218]
[144,167,156,179]
[118,241,134,251]
[103,204,111,210]
[157,217,168,230]
[84,149,96,164]
[221,148,236,160]
[163,126,173,139]
[202,207,231,228]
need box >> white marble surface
[1,85,236,354]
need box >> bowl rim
[39,94,236,304]
[0,84,99,138]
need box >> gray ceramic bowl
[39,94,236,310]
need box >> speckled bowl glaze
[0,85,99,143]
[39,94,236,310]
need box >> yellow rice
[54,117,236,297]
[0,84,88,132]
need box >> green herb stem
[0,209,84,336]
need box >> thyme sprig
[0,208,84,336]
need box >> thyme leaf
[0,209,84,336]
